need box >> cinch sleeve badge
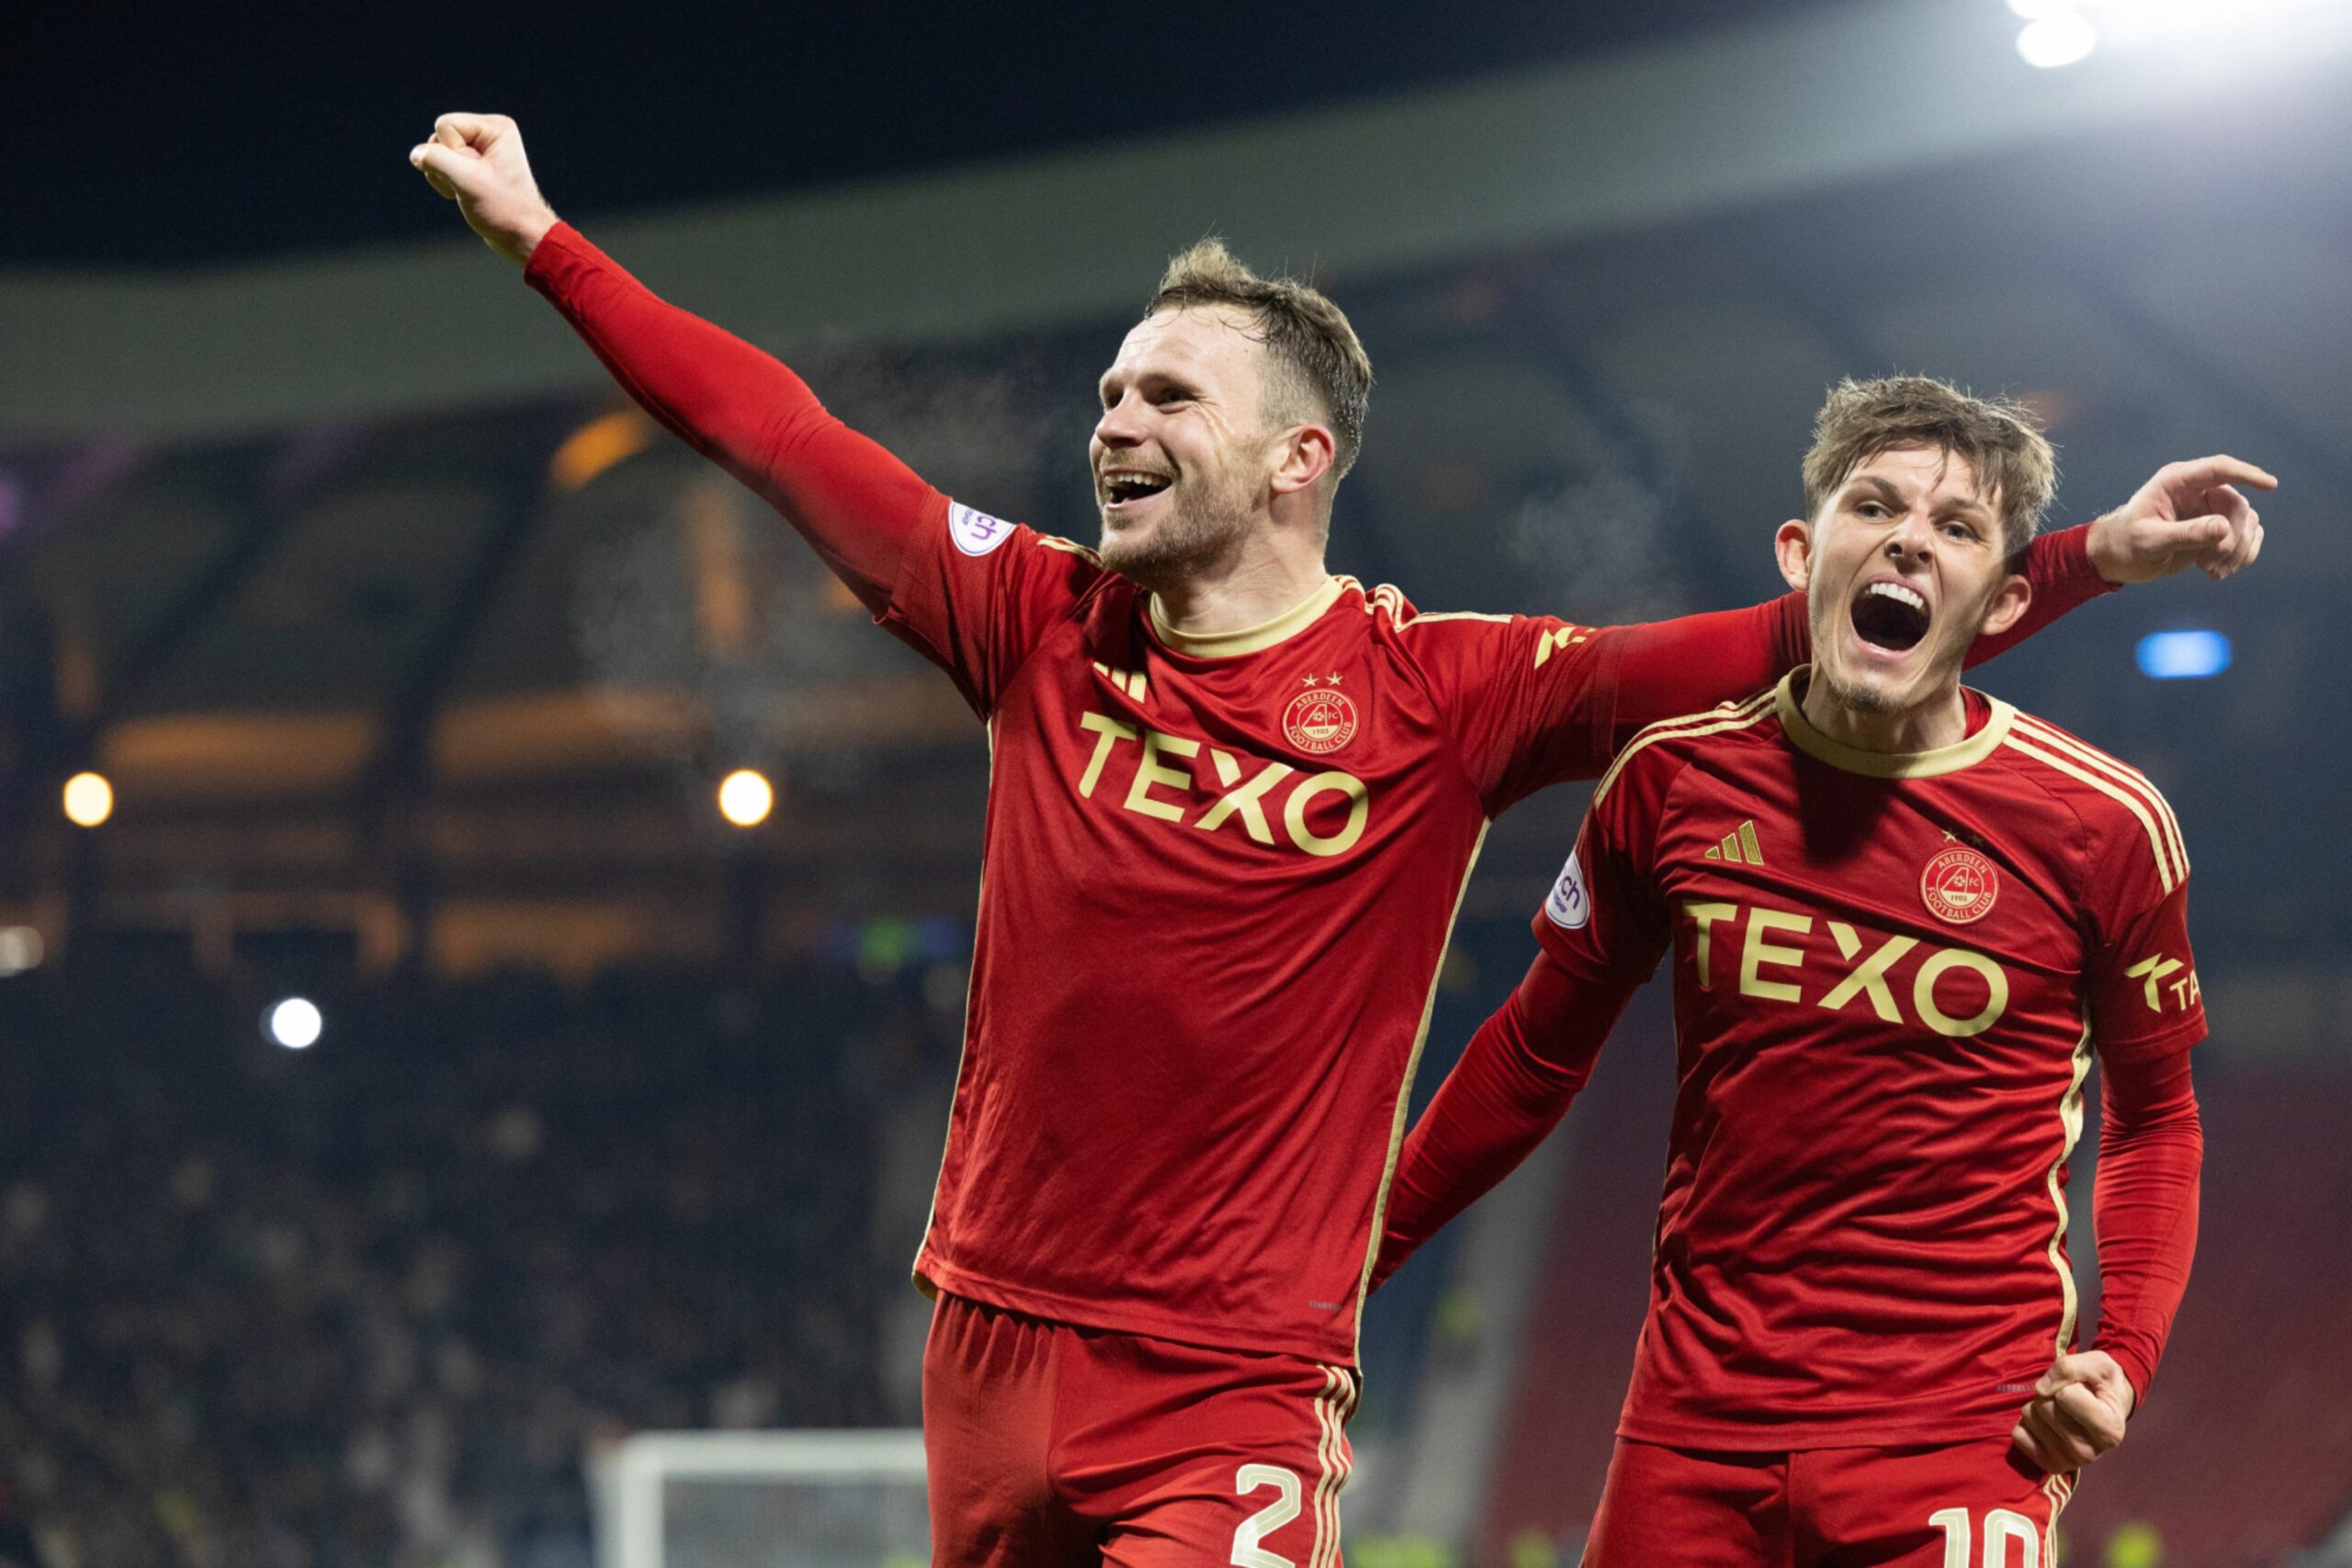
[948,502,1016,558]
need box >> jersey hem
[1617,1406,2029,1451]
[915,1253,1359,1368]
[2094,1017,2207,1065]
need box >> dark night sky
[3,0,1827,268]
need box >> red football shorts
[1584,1436,2075,1568]
[922,1292,1359,1568]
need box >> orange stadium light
[62,771,113,828]
[717,768,775,829]
[548,410,657,491]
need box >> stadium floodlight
[550,411,657,491]
[2135,629,2232,680]
[62,771,114,828]
[0,927,43,977]
[717,769,774,829]
[266,998,324,1050]
[593,1428,928,1568]
[2018,11,2100,63]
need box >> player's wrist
[498,204,560,269]
[2085,509,2134,586]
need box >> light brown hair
[1803,376,2057,559]
[1146,239,1374,479]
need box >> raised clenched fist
[409,113,560,267]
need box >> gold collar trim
[1774,668,2013,779]
[1148,577,1345,659]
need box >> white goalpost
[592,1429,930,1568]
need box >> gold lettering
[2126,954,2187,1011]
[1196,750,1294,845]
[1818,921,1918,1022]
[1283,771,1370,858]
[1076,712,1138,798]
[2169,971,2199,1010]
[1685,901,1737,990]
[1532,626,1578,669]
[1738,908,1813,1001]
[1914,949,2009,1038]
[1124,730,1199,822]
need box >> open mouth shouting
[1849,576,1931,658]
[1099,466,1174,513]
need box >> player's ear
[1269,423,1337,500]
[1774,520,1813,592]
[1977,570,2031,639]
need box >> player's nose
[1093,390,1147,447]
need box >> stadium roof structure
[1,1,2346,981]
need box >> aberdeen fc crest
[1921,845,1999,924]
[1283,674,1358,755]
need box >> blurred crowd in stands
[5,919,2345,1568]
[0,943,963,1568]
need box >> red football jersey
[1535,671,2204,1447]
[518,221,2116,1370]
[896,503,1759,1363]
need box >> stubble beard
[1099,465,1259,592]
[1813,661,1899,716]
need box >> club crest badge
[1283,676,1357,755]
[1921,845,1999,924]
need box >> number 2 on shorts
[1230,1464,1303,1568]
[1928,1506,2041,1568]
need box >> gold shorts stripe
[1307,1366,1356,1568]
[2041,1471,2075,1562]
[2000,732,2181,893]
[1595,691,1777,804]
[1306,1366,1336,1568]
[2009,715,2188,877]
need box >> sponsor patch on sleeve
[947,501,1017,558]
[1544,847,1592,931]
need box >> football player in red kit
[1375,378,2252,1566]
[412,117,2266,1567]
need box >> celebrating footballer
[413,113,2266,1568]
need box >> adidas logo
[1703,819,1765,865]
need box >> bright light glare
[2018,12,2099,64]
[0,927,44,977]
[2136,629,2232,680]
[62,772,113,828]
[266,997,323,1050]
[2007,0,2077,17]
[718,768,775,828]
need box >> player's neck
[1799,675,1969,755]
[1150,537,1332,641]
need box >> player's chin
[1100,515,1175,579]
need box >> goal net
[592,1429,930,1568]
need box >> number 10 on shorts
[1929,1506,2042,1568]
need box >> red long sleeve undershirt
[520,222,2114,703]
[526,223,939,616]
[1375,950,2202,1403]
[2089,1049,2203,1401]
